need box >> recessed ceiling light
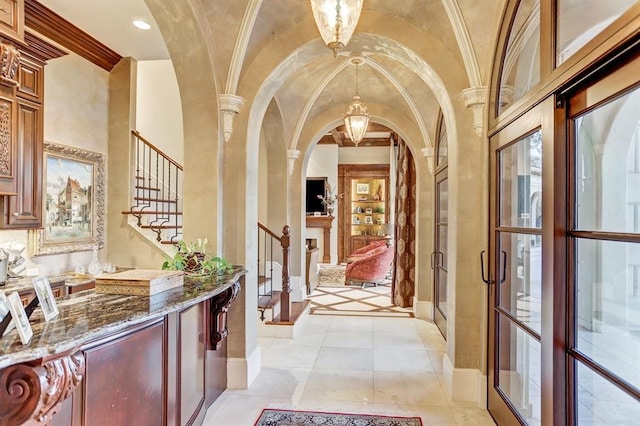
[133,20,151,30]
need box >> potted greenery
[162,238,232,276]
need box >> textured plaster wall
[136,60,183,164]
[0,53,110,276]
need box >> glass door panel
[497,314,542,426]
[434,173,448,338]
[500,131,542,229]
[489,105,543,425]
[499,232,542,335]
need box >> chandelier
[343,58,369,146]
[310,0,364,56]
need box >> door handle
[430,252,436,270]
[500,250,507,284]
[480,250,493,285]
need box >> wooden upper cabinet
[0,0,24,43]
[0,97,42,228]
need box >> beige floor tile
[300,369,374,404]
[374,371,450,406]
[373,348,434,372]
[314,346,374,371]
[205,288,496,426]
[322,330,374,348]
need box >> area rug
[254,408,422,425]
[317,264,346,287]
[308,286,413,318]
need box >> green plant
[162,238,232,276]
[373,206,385,214]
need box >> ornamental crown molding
[219,94,245,142]
[461,86,488,138]
[287,149,300,176]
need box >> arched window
[435,111,447,168]
[498,0,540,114]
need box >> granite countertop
[0,266,247,369]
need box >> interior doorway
[433,112,448,338]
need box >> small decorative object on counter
[32,277,60,321]
[87,246,102,276]
[162,238,233,276]
[95,269,184,296]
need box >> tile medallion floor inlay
[203,308,497,425]
[308,286,414,318]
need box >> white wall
[0,53,110,276]
[136,60,183,164]
[306,145,339,264]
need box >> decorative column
[461,86,488,138]
[219,94,245,142]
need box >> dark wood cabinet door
[0,98,42,228]
[83,320,165,426]
[179,303,205,425]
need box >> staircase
[122,130,183,245]
[121,132,307,334]
[258,223,308,337]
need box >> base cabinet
[49,295,231,426]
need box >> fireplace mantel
[306,215,334,263]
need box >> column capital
[219,94,245,142]
[461,86,488,138]
[287,149,301,176]
[422,147,434,174]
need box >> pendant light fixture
[343,58,369,146]
[310,0,364,56]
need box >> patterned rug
[308,286,413,318]
[254,408,423,425]
[317,264,346,287]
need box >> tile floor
[203,308,496,425]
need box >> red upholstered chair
[346,240,387,263]
[345,245,394,287]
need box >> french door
[488,105,544,425]
[434,171,448,338]
[564,52,640,425]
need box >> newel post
[280,225,291,322]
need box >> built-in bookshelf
[337,164,390,262]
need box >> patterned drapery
[391,139,416,307]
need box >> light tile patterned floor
[308,286,414,318]
[203,300,496,425]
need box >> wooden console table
[306,215,334,263]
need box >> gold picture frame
[29,142,105,256]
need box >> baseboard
[443,353,487,407]
[413,297,433,320]
[226,345,261,389]
[290,276,304,302]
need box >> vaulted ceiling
[39,0,506,149]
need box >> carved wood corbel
[0,42,20,87]
[0,351,85,424]
[209,280,241,350]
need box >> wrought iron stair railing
[122,130,183,244]
[257,223,291,322]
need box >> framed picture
[33,277,60,321]
[4,292,33,345]
[352,216,360,225]
[364,215,373,224]
[29,143,105,256]
[356,183,369,194]
[0,295,15,336]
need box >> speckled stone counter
[0,266,246,426]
